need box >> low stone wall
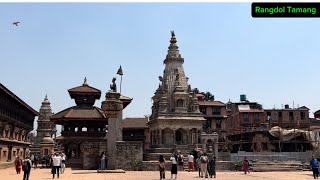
[231,151,313,163]
[216,161,234,171]
[115,141,143,170]
[0,162,14,169]
[140,161,234,171]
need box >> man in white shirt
[187,152,194,172]
[52,153,62,179]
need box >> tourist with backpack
[22,156,32,180]
[14,156,22,174]
[200,153,209,178]
[177,151,184,171]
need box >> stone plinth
[115,141,143,170]
[200,132,219,159]
[101,91,123,170]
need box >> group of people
[14,152,66,180]
[158,146,216,180]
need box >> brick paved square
[0,168,316,180]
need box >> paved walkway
[1,168,316,180]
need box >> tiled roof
[314,110,320,114]
[0,83,39,116]
[198,101,225,106]
[68,85,101,94]
[122,117,148,129]
[120,95,133,109]
[50,106,106,120]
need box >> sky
[0,3,319,134]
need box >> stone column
[159,129,162,145]
[7,145,12,162]
[173,129,176,145]
[23,148,26,159]
[101,91,123,170]
[214,139,218,160]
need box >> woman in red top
[242,157,250,174]
[14,156,22,174]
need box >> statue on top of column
[110,77,117,92]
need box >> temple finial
[83,77,88,86]
[170,30,177,44]
[43,94,49,103]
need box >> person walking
[60,153,66,174]
[207,155,216,178]
[170,153,178,180]
[187,152,194,172]
[159,155,166,180]
[15,156,22,174]
[52,153,62,179]
[100,152,106,170]
[22,156,32,180]
[30,154,34,169]
[242,157,250,174]
[192,146,199,171]
[200,153,209,178]
[310,155,319,179]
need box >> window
[13,151,16,156]
[300,111,306,120]
[200,108,207,114]
[243,113,249,122]
[3,151,7,157]
[216,119,221,129]
[278,112,283,119]
[254,113,260,122]
[212,107,221,115]
[289,112,294,122]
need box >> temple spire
[165,31,183,63]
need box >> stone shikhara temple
[148,31,206,147]
[30,95,57,157]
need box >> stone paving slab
[0,167,316,180]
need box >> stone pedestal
[101,91,123,170]
[200,132,219,159]
[40,136,55,158]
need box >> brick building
[0,83,39,162]
[264,105,310,129]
